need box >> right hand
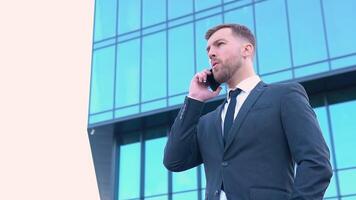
[188,69,222,102]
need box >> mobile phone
[206,69,221,91]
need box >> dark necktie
[223,88,242,145]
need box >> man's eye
[217,42,224,46]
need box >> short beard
[215,61,239,84]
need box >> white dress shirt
[220,75,261,200]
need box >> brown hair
[205,23,256,48]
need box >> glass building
[87,0,356,199]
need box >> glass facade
[89,0,356,125]
[89,0,356,199]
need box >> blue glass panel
[145,195,168,200]
[168,24,195,96]
[145,137,168,196]
[115,106,139,119]
[141,99,166,112]
[94,39,116,50]
[142,31,167,101]
[201,165,206,188]
[168,16,194,28]
[314,107,335,169]
[342,196,356,200]
[329,100,356,169]
[142,24,166,36]
[94,0,116,41]
[168,0,193,20]
[195,15,222,72]
[168,94,186,107]
[118,0,140,34]
[288,0,328,66]
[255,0,291,74]
[90,46,115,114]
[331,54,356,70]
[172,191,198,200]
[142,0,166,27]
[119,142,141,199]
[116,39,140,107]
[338,169,356,195]
[89,112,113,124]
[195,7,221,20]
[224,0,252,11]
[261,70,292,83]
[294,62,329,79]
[223,6,254,33]
[323,0,356,57]
[323,171,337,198]
[118,31,140,43]
[173,167,197,192]
[194,0,221,11]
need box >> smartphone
[206,69,221,91]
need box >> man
[163,24,332,200]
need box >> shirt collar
[227,75,261,98]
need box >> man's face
[206,28,244,84]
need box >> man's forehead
[207,28,233,45]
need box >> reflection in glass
[119,142,141,199]
[142,31,167,102]
[90,47,115,114]
[145,137,168,197]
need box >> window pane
[141,100,166,112]
[118,0,140,34]
[255,0,291,74]
[172,191,198,200]
[338,169,356,196]
[89,112,113,124]
[173,167,197,192]
[288,0,328,66]
[143,0,166,27]
[224,6,254,33]
[90,46,115,114]
[201,165,206,188]
[195,15,222,72]
[115,106,139,119]
[168,24,195,96]
[194,0,221,11]
[94,0,116,41]
[324,0,356,58]
[168,0,193,19]
[146,195,168,200]
[145,137,168,196]
[294,62,329,78]
[323,171,337,198]
[261,71,292,83]
[142,31,167,102]
[314,107,335,169]
[329,100,356,169]
[116,39,140,108]
[119,143,141,199]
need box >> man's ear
[242,43,254,58]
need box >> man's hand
[188,69,222,102]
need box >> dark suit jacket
[163,81,332,200]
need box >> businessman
[163,24,332,200]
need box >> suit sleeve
[163,97,204,172]
[281,83,332,200]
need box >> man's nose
[208,48,216,59]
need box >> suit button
[222,162,228,167]
[214,190,219,196]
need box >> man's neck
[227,64,256,88]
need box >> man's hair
[205,23,256,49]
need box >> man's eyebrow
[206,39,227,52]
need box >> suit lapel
[224,81,268,152]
